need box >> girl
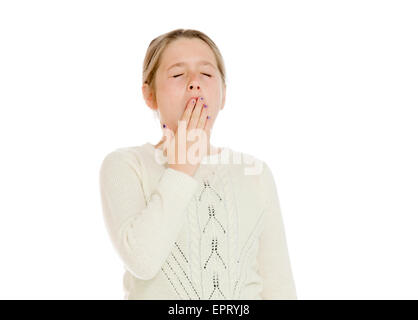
[99,29,297,300]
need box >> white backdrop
[0,0,417,299]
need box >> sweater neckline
[144,142,229,165]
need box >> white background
[1,0,417,299]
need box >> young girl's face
[144,37,226,133]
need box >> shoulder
[232,148,277,198]
[222,147,274,197]
[101,143,153,163]
[221,148,277,212]
[99,144,153,179]
[223,146,269,181]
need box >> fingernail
[191,99,196,104]
[200,97,204,101]
[204,104,207,108]
[207,116,210,119]
[163,124,166,128]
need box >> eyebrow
[166,60,216,71]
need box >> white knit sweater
[99,142,297,300]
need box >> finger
[180,97,197,127]
[161,129,175,152]
[188,97,204,130]
[196,103,208,130]
[162,126,174,144]
[203,114,212,139]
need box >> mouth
[186,97,199,108]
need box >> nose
[188,83,200,91]
[187,72,201,92]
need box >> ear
[142,83,157,110]
[220,83,226,110]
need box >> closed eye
[173,73,212,78]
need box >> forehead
[160,38,217,69]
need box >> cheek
[165,81,183,96]
[158,83,182,105]
[159,79,176,93]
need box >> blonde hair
[142,28,227,120]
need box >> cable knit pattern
[99,143,297,300]
[218,162,240,299]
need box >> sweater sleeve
[99,150,199,280]
[257,162,297,300]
